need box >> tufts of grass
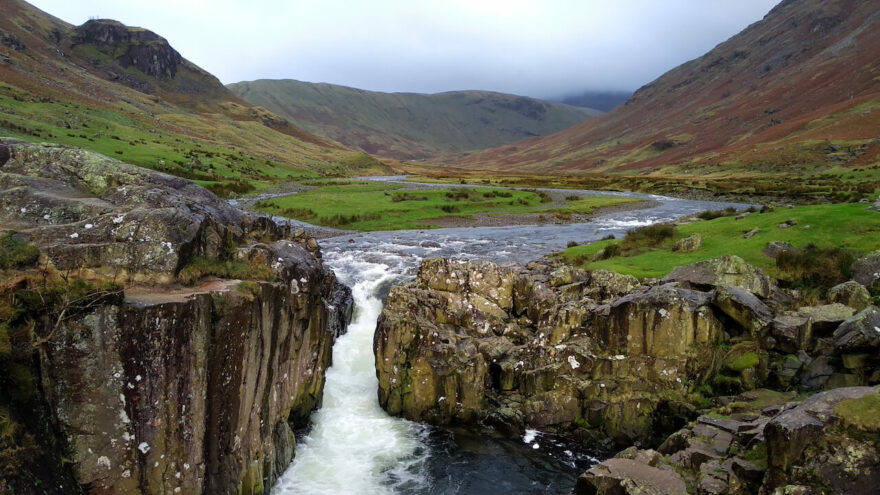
[697,207,739,220]
[390,192,429,202]
[0,233,39,270]
[621,223,677,250]
[177,257,276,285]
[775,245,854,293]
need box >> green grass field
[253,182,641,231]
[561,203,880,279]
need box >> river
[270,185,747,494]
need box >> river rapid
[271,185,748,494]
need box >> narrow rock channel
[271,188,747,493]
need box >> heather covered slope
[228,79,600,160]
[0,0,390,193]
[450,0,880,178]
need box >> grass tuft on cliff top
[561,203,880,280]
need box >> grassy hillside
[449,0,880,192]
[0,0,391,196]
[228,79,599,160]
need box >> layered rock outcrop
[376,258,724,445]
[0,140,351,494]
[375,254,879,449]
[576,386,880,495]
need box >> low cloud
[31,0,779,98]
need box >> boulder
[852,250,880,288]
[573,458,688,495]
[586,269,640,301]
[673,234,702,253]
[713,285,773,338]
[832,306,880,352]
[609,284,720,357]
[663,256,772,297]
[762,241,795,259]
[827,281,871,311]
[744,228,760,239]
[796,303,855,335]
[770,313,812,353]
[763,387,880,494]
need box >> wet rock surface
[375,256,756,446]
[0,140,352,494]
[376,253,880,494]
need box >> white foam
[272,257,430,494]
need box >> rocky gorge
[0,139,353,494]
[375,252,880,494]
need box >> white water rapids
[273,253,431,494]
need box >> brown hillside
[449,0,880,177]
[0,0,368,186]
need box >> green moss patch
[725,352,760,373]
[834,393,880,432]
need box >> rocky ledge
[575,386,879,495]
[0,139,353,494]
[375,253,879,492]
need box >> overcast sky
[30,0,780,99]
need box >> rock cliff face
[375,258,725,445]
[0,139,352,494]
[375,255,879,449]
[73,20,183,80]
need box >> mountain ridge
[228,78,600,160]
[0,0,390,192]
[447,0,880,179]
